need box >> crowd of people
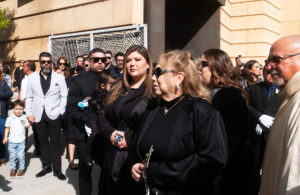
[0,34,299,195]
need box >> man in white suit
[26,52,68,180]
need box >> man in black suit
[67,48,106,194]
[248,65,283,137]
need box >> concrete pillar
[144,0,165,63]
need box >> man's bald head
[267,35,300,87]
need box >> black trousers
[77,140,93,195]
[35,112,61,171]
[32,123,40,152]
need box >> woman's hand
[115,131,128,149]
[110,131,128,149]
[131,163,145,182]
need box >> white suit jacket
[25,71,68,123]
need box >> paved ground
[0,92,101,195]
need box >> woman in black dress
[98,45,153,194]
[200,49,259,195]
[131,50,228,195]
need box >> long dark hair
[202,49,248,101]
[240,60,259,86]
[56,56,71,78]
[103,45,153,109]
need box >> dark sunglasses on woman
[153,67,177,78]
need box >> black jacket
[14,66,25,89]
[98,83,148,180]
[212,87,259,195]
[248,82,282,125]
[67,70,99,141]
[0,80,13,117]
[135,96,228,195]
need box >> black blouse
[139,96,185,161]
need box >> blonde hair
[158,50,210,101]
[103,45,153,108]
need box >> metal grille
[49,24,147,67]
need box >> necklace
[163,95,185,116]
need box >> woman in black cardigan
[200,49,259,195]
[131,50,228,195]
[98,45,153,194]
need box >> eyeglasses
[84,64,89,67]
[91,57,107,63]
[201,61,209,68]
[58,62,66,66]
[106,57,111,60]
[41,60,52,64]
[153,67,177,78]
[267,53,300,65]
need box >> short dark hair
[76,55,83,60]
[12,100,25,108]
[115,52,124,61]
[39,52,52,60]
[25,60,36,72]
[88,48,105,59]
[105,51,112,56]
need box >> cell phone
[115,134,123,143]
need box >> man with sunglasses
[25,52,68,180]
[67,48,106,194]
[260,35,300,195]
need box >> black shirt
[40,71,52,95]
[139,96,186,161]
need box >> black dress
[135,95,228,195]
[98,83,149,195]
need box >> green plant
[0,7,11,29]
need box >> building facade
[0,0,299,71]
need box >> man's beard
[41,67,51,74]
[271,70,285,88]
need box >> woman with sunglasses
[98,45,153,194]
[200,49,259,195]
[131,50,227,195]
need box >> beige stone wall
[0,0,143,66]
[281,0,300,35]
[220,0,282,64]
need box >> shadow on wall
[18,0,34,8]
[0,8,18,76]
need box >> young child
[2,100,30,178]
[79,70,117,166]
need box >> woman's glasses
[58,62,66,66]
[153,67,177,78]
[201,61,209,68]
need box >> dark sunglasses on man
[153,67,177,78]
[91,57,107,63]
[41,60,52,64]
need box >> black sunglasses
[41,60,52,64]
[84,64,89,67]
[58,62,66,66]
[153,67,177,78]
[267,53,300,65]
[91,57,107,63]
[106,57,111,60]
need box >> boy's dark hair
[12,100,25,108]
